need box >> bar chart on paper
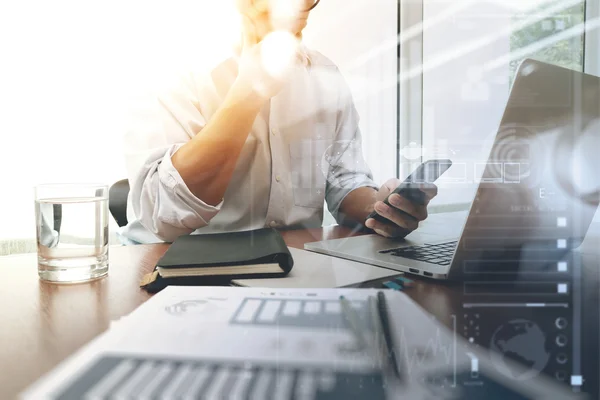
[230,297,371,330]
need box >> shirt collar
[297,44,311,67]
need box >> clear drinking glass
[34,183,109,282]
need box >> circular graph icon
[555,334,568,347]
[490,319,550,381]
[555,317,568,330]
[488,126,539,186]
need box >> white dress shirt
[120,48,377,244]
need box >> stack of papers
[22,287,585,399]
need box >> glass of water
[34,183,109,282]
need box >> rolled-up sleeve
[325,73,378,221]
[123,74,222,242]
[131,144,223,242]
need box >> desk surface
[2,219,599,399]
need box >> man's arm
[171,20,294,206]
[336,186,378,227]
[171,84,264,206]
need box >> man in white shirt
[121,0,436,244]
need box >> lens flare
[260,30,299,78]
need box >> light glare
[260,31,299,78]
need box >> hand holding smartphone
[367,159,452,224]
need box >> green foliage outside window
[509,2,585,84]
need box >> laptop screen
[456,59,600,267]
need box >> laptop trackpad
[305,231,449,254]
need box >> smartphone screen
[405,159,453,183]
[367,159,453,223]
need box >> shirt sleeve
[325,71,378,221]
[124,74,223,242]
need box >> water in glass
[35,195,108,282]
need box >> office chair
[52,204,62,232]
[109,179,130,227]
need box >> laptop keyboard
[378,241,458,266]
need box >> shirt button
[275,175,281,182]
[271,129,278,136]
[269,221,278,228]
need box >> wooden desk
[1,224,598,399]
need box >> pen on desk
[373,291,402,379]
[339,295,367,350]
[368,296,386,367]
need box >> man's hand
[365,178,438,238]
[231,14,299,102]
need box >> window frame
[585,0,600,75]
[398,0,424,180]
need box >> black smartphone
[367,159,453,223]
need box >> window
[0,0,240,248]
[414,0,588,210]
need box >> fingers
[375,180,398,210]
[383,178,401,192]
[380,180,437,204]
[366,181,437,239]
[379,178,400,199]
[418,183,438,204]
[373,201,420,230]
[387,194,428,221]
[365,217,411,239]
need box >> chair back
[109,179,130,227]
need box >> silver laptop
[305,59,600,280]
